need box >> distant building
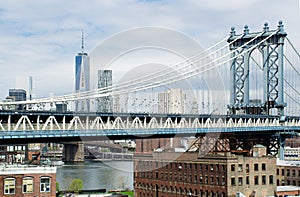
[113,95,121,113]
[97,70,113,113]
[284,146,300,161]
[0,165,56,196]
[56,103,68,113]
[75,31,90,112]
[158,89,186,114]
[2,96,16,110]
[134,145,276,197]
[8,88,26,110]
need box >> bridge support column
[278,136,285,160]
[63,142,84,162]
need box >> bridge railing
[0,115,299,132]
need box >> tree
[56,182,60,193]
[69,179,83,194]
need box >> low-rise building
[0,165,56,196]
[134,145,276,197]
[276,159,300,187]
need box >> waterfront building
[158,89,186,114]
[134,145,276,197]
[0,165,56,196]
[75,31,90,112]
[97,70,113,113]
[8,88,26,110]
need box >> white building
[158,89,186,114]
[284,146,300,161]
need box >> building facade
[284,146,300,161]
[0,165,56,196]
[134,145,276,197]
[158,89,186,114]
[8,88,26,110]
[97,70,113,113]
[276,159,300,187]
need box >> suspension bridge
[0,21,300,159]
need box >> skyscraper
[97,70,113,113]
[75,30,90,112]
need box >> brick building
[134,145,276,197]
[277,159,300,187]
[0,165,56,196]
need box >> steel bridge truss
[228,21,287,116]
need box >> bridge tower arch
[228,21,287,115]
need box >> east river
[56,161,134,191]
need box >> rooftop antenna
[81,29,84,54]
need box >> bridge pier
[62,142,84,162]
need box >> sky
[0,0,299,100]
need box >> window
[238,164,243,172]
[231,177,235,186]
[262,175,266,185]
[282,169,285,176]
[216,164,219,171]
[40,177,51,192]
[254,164,259,171]
[246,176,249,185]
[4,178,15,194]
[238,177,243,186]
[216,177,220,185]
[293,170,296,177]
[254,176,259,185]
[269,175,274,184]
[277,169,279,175]
[23,177,33,193]
[210,164,214,171]
[231,164,235,171]
[287,169,290,177]
[246,164,249,173]
[262,163,266,171]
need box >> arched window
[23,177,34,193]
[40,177,51,192]
[4,178,15,194]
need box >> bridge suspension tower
[228,21,287,116]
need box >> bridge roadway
[0,110,299,144]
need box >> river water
[56,161,134,191]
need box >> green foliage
[56,182,60,192]
[69,179,83,193]
[121,191,134,197]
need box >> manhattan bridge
[0,21,300,159]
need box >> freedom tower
[75,30,90,112]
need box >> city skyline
[0,1,299,100]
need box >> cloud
[0,0,299,101]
